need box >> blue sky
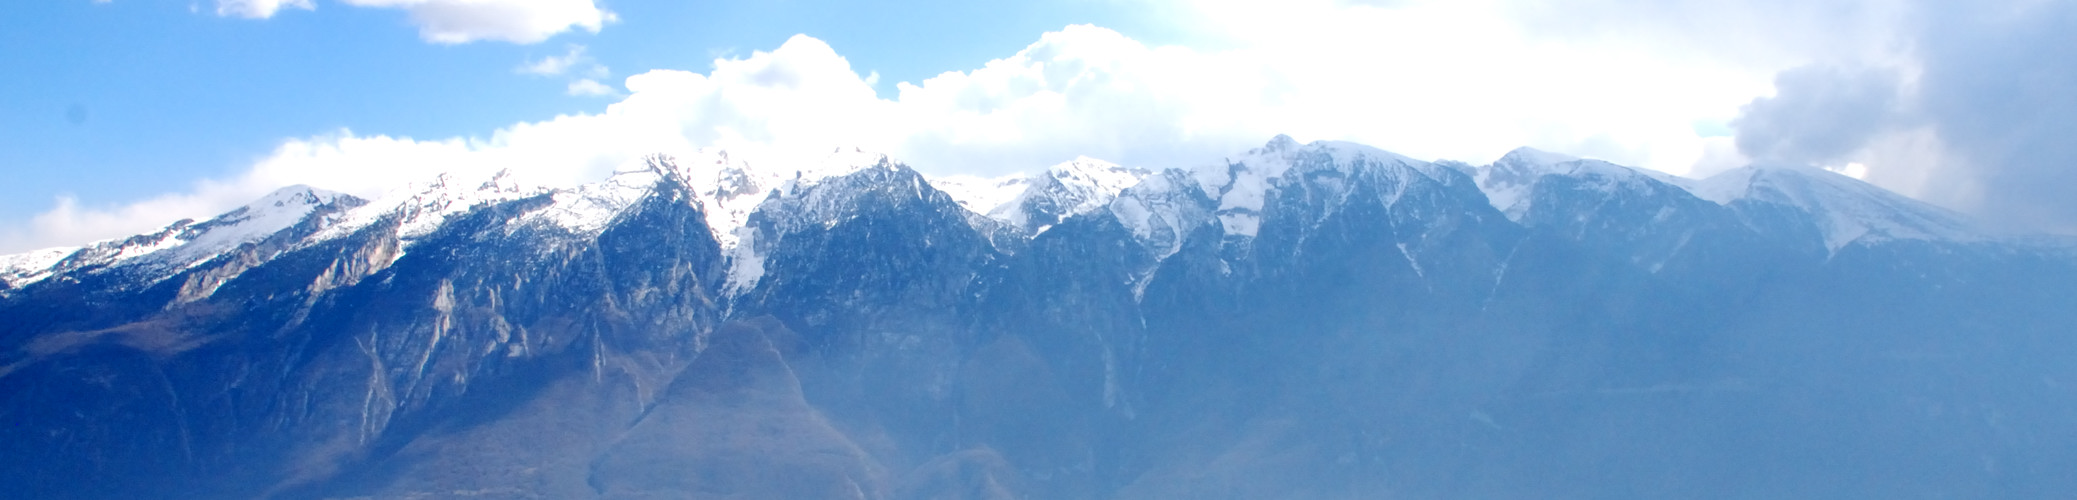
[0,0,1179,230]
[3,0,2074,252]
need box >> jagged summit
[934,156,1154,235]
[0,139,2013,297]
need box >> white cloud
[522,45,614,96]
[2,8,1799,252]
[214,0,612,44]
[518,45,591,76]
[566,78,615,96]
[214,0,313,19]
[340,0,615,44]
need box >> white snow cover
[930,174,1032,217]
[524,160,681,235]
[1469,146,1984,251]
[935,156,1152,234]
[0,185,349,290]
[309,145,895,296]
[165,186,350,264]
[1473,147,1694,221]
[4,139,2006,298]
[1692,164,1982,251]
[1012,157,1150,231]
[1191,134,1428,237]
[314,169,541,246]
[702,147,900,295]
[1107,170,1215,261]
[0,246,77,289]
[667,150,791,253]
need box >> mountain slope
[3,137,2075,499]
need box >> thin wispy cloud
[214,0,312,19]
[566,78,615,96]
[211,0,614,44]
[518,45,596,76]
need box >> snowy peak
[0,185,360,291]
[1694,164,1982,251]
[930,174,1031,217]
[720,151,963,295]
[1193,136,1434,237]
[798,146,895,185]
[668,150,787,252]
[943,156,1153,234]
[1474,147,1692,221]
[518,157,692,236]
[1044,156,1151,200]
[1495,146,1579,167]
[170,185,352,262]
[316,168,541,246]
[1107,168,1216,261]
[0,247,79,290]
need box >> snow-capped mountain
[936,157,1152,235]
[2,185,358,286]
[1692,163,1985,250]
[0,185,366,306]
[1471,145,1989,254]
[1473,146,1696,221]
[3,136,2074,500]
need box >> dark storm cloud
[1910,0,2077,232]
[1733,65,1906,166]
[1729,0,2077,232]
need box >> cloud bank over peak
[1728,0,2077,233]
[0,19,1858,252]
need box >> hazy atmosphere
[8,2,2077,498]
[5,0,2074,253]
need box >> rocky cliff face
[4,138,2076,499]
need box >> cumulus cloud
[213,0,612,44]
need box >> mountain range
[4,136,2075,499]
